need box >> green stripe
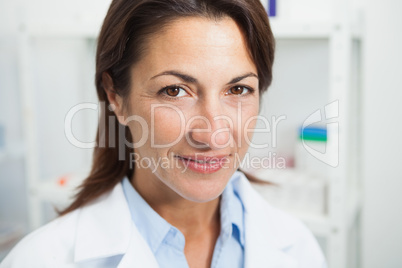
[299,134,327,142]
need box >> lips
[176,155,228,164]
[175,155,229,174]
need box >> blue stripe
[299,127,327,138]
[269,0,277,17]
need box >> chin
[168,169,234,203]
[177,188,224,203]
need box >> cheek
[235,104,259,148]
[125,101,188,152]
[151,106,186,145]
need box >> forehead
[132,16,257,81]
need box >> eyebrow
[150,70,259,85]
[151,71,198,83]
[227,72,259,84]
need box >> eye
[228,86,253,95]
[160,85,189,98]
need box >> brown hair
[60,0,275,215]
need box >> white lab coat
[1,172,326,268]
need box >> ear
[102,72,127,126]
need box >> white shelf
[270,20,332,39]
[31,172,88,207]
[32,180,78,206]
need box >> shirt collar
[122,177,172,253]
[220,176,245,247]
[122,174,245,251]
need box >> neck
[131,170,221,238]
[156,197,220,238]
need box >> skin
[106,16,259,268]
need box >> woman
[1,0,326,267]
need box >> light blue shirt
[122,175,245,268]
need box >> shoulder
[263,204,325,260]
[0,210,80,267]
[1,182,132,268]
[263,205,327,268]
[233,171,327,268]
[265,204,326,267]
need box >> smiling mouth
[175,155,229,173]
[175,155,228,162]
[176,157,216,164]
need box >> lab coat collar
[233,171,298,267]
[73,182,157,267]
[73,173,297,267]
[74,183,132,262]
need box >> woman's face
[119,16,259,202]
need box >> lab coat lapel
[74,183,131,262]
[117,221,159,268]
[74,182,159,267]
[233,172,299,268]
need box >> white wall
[0,2,28,230]
[0,1,99,229]
[362,0,402,267]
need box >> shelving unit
[15,0,104,230]
[257,1,362,268]
[5,0,363,267]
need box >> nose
[187,100,232,149]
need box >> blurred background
[0,0,401,267]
